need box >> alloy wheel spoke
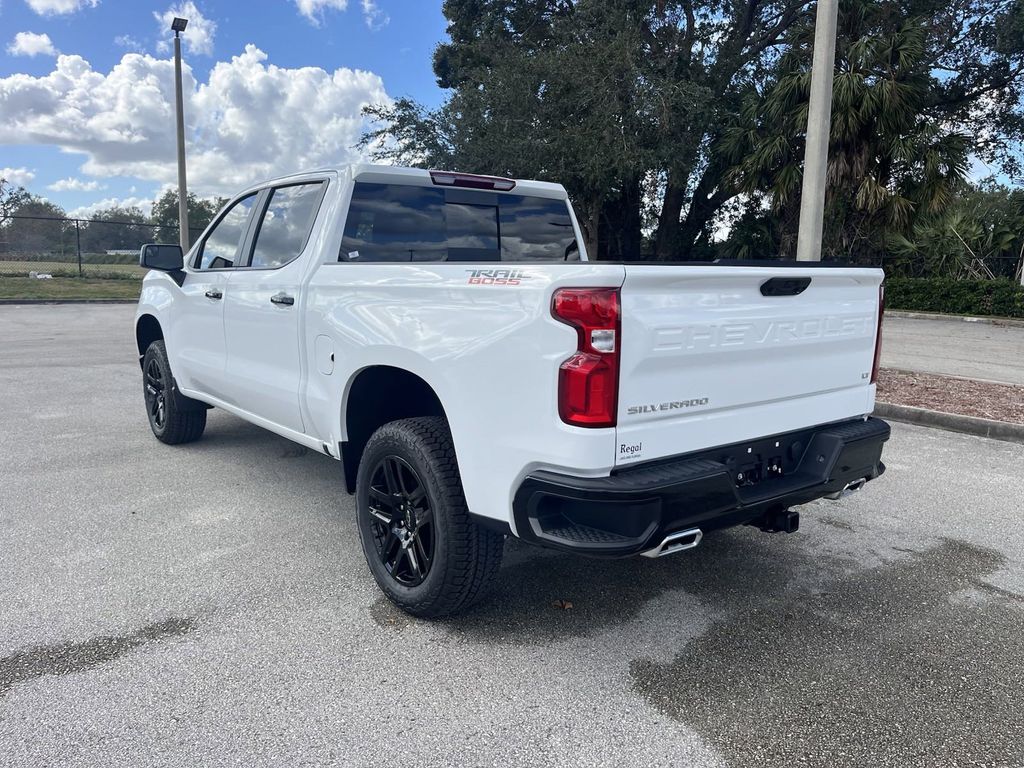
[384,535,404,573]
[413,535,430,571]
[413,505,433,532]
[380,458,398,496]
[407,484,426,506]
[405,543,421,576]
[368,487,396,521]
[368,506,391,526]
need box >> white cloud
[0,46,391,197]
[48,177,106,191]
[154,2,216,57]
[1,167,37,187]
[114,34,143,52]
[69,196,155,219]
[7,32,58,57]
[295,0,348,25]
[25,0,98,15]
[361,0,388,30]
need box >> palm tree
[720,0,970,261]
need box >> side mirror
[140,243,184,271]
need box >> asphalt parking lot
[2,304,1023,768]
[882,314,1024,385]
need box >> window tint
[339,182,579,263]
[249,182,324,269]
[500,195,579,261]
[196,193,257,270]
[341,184,445,262]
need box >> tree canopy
[361,0,1024,262]
[151,190,228,244]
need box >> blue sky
[0,0,448,217]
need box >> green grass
[0,259,146,279]
[0,276,141,300]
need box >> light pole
[795,0,839,262]
[171,16,191,252]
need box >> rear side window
[339,182,579,263]
[249,182,325,269]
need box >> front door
[169,192,258,401]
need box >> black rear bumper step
[512,416,890,557]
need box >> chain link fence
[2,213,1021,283]
[0,215,204,280]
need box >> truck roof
[249,164,569,200]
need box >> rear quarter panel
[304,261,626,528]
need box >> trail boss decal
[626,398,709,416]
[466,269,533,286]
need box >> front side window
[196,193,257,270]
[339,182,579,263]
[249,182,325,269]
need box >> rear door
[222,179,327,433]
[614,265,883,467]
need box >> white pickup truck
[135,164,889,616]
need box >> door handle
[205,289,223,300]
[270,292,295,306]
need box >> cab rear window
[339,182,579,263]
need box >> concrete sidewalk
[882,315,1024,386]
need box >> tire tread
[357,416,503,617]
[144,340,207,445]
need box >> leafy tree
[0,197,69,257]
[721,2,971,260]
[79,205,153,253]
[0,177,32,220]
[362,0,1024,260]
[151,190,227,244]
[887,181,1024,279]
[363,0,809,259]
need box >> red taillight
[429,170,516,191]
[870,284,885,384]
[552,288,620,428]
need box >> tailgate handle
[760,277,811,296]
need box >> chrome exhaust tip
[640,528,703,558]
[826,477,867,501]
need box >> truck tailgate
[614,265,883,467]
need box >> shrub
[884,278,1024,318]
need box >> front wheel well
[342,366,447,493]
[135,314,163,363]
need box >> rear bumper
[512,416,890,557]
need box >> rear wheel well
[342,366,446,493]
[136,315,163,364]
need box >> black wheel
[142,340,207,445]
[356,417,504,617]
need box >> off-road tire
[142,340,207,445]
[355,417,504,617]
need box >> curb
[0,299,137,305]
[875,401,1024,444]
[887,310,1024,329]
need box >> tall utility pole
[795,0,839,262]
[171,17,191,252]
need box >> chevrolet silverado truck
[135,164,890,616]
